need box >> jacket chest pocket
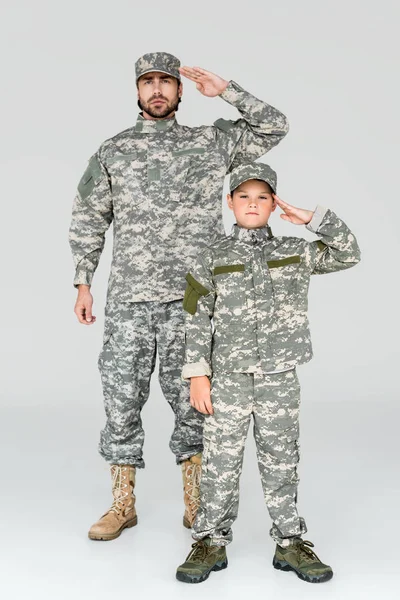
[104,151,146,203]
[213,265,246,311]
[267,255,301,302]
[167,147,206,203]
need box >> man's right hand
[190,375,213,415]
[74,284,96,325]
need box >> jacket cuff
[73,269,93,288]
[218,80,245,105]
[305,205,329,234]
[182,361,212,381]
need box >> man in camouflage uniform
[176,162,360,584]
[69,53,289,541]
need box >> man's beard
[138,95,181,119]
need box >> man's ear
[178,81,183,98]
[227,193,234,211]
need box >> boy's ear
[227,193,234,211]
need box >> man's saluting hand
[179,66,229,97]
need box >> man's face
[227,179,276,229]
[137,72,182,119]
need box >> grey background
[1,0,399,598]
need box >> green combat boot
[176,538,228,583]
[273,539,333,583]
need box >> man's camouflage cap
[229,162,277,194]
[135,52,181,82]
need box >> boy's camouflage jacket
[182,206,361,378]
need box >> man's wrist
[217,79,230,95]
[77,284,91,293]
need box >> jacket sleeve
[213,80,289,174]
[181,250,216,380]
[306,206,361,275]
[69,153,113,287]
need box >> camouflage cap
[229,162,277,194]
[135,52,181,82]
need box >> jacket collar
[231,223,274,244]
[134,113,178,133]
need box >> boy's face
[227,179,276,229]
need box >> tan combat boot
[181,453,202,529]
[88,465,138,541]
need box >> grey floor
[3,377,399,600]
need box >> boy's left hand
[179,66,229,97]
[273,194,314,225]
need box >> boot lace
[109,465,130,515]
[184,461,201,518]
[186,540,210,563]
[296,540,322,564]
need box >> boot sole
[88,515,138,541]
[183,516,192,529]
[273,556,333,583]
[176,558,228,584]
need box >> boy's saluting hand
[179,66,229,97]
[273,194,314,225]
[190,376,214,415]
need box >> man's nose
[152,82,162,95]
[248,200,258,208]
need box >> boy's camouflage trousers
[98,299,204,468]
[192,369,307,546]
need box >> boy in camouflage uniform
[176,162,360,584]
[69,52,289,541]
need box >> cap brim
[137,68,180,80]
[232,176,276,194]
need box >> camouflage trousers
[98,299,204,467]
[192,369,307,546]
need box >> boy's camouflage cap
[229,163,277,194]
[135,52,181,81]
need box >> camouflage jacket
[182,206,361,378]
[69,81,289,302]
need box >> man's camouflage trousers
[98,299,204,467]
[192,369,307,546]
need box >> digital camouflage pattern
[98,299,204,466]
[192,369,307,546]
[69,81,289,302]
[135,51,181,81]
[229,161,277,193]
[182,206,361,379]
[183,200,360,546]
